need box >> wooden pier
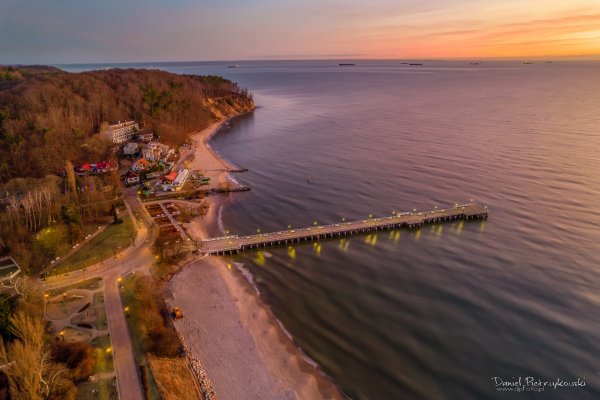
[200,202,488,255]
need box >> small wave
[227,174,240,185]
[216,203,226,234]
[231,260,349,398]
[232,262,260,295]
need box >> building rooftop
[0,256,21,281]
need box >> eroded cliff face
[204,95,255,122]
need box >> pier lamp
[313,221,318,226]
[288,225,292,230]
[257,228,261,234]
[225,230,230,235]
[369,214,373,218]
[392,211,396,215]
[413,209,417,212]
[342,218,346,222]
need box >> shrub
[50,341,95,381]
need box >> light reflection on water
[207,61,600,400]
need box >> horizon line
[16,54,600,67]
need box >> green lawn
[77,335,117,400]
[90,334,114,374]
[76,378,118,400]
[45,222,111,261]
[55,218,135,275]
[92,292,108,330]
[119,275,162,400]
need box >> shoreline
[171,113,346,399]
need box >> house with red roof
[124,171,140,186]
[131,158,152,172]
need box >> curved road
[43,189,157,400]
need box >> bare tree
[0,275,28,302]
[0,310,66,400]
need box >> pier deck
[200,202,488,255]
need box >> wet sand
[170,118,345,400]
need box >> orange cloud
[348,11,600,58]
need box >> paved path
[42,190,157,400]
[49,217,114,272]
[104,269,144,400]
[43,193,155,289]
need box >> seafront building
[161,168,189,191]
[108,120,139,143]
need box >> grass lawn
[54,222,111,258]
[55,218,135,275]
[90,334,114,374]
[92,292,108,330]
[76,378,118,400]
[120,275,162,400]
[148,356,202,400]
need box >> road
[42,189,156,400]
[104,269,144,400]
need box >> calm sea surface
[63,60,600,399]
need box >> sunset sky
[1,0,600,63]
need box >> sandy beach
[187,120,241,192]
[169,117,345,400]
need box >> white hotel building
[109,121,139,143]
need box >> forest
[0,66,254,399]
[0,65,254,181]
[0,65,254,271]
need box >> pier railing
[200,202,488,255]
